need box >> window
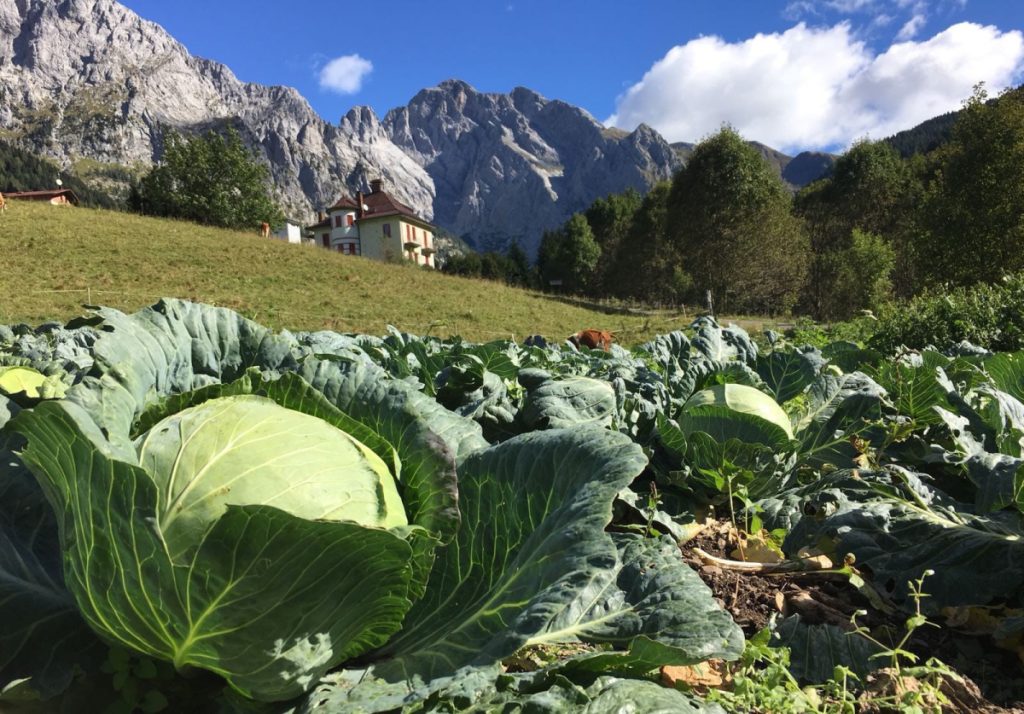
[383,223,391,237]
[334,215,341,228]
[322,234,329,247]
[346,214,354,226]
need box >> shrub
[869,273,1024,352]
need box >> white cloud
[788,0,963,18]
[896,13,927,39]
[606,22,1024,152]
[318,54,373,95]
[787,0,968,38]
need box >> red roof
[328,196,359,210]
[4,189,79,204]
[308,183,435,231]
[357,189,433,227]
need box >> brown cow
[259,221,270,238]
[568,329,614,351]
[0,192,6,213]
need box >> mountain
[382,81,682,253]
[782,152,835,187]
[0,0,830,257]
[885,110,959,158]
[0,0,433,222]
[883,86,1023,158]
[672,141,836,191]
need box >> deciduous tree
[669,128,809,314]
[919,85,1024,287]
[132,127,283,230]
[537,213,601,294]
[795,139,922,316]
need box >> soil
[679,519,1024,713]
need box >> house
[272,219,303,244]
[4,189,79,206]
[307,178,437,268]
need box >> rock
[383,80,683,256]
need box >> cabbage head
[679,383,794,446]
[136,395,407,559]
[10,301,481,701]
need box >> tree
[822,229,896,318]
[504,243,535,287]
[439,251,483,277]
[669,127,809,314]
[132,127,283,230]
[584,189,643,293]
[603,182,683,304]
[537,213,601,294]
[918,85,1024,287]
[795,139,923,316]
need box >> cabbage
[135,395,407,560]
[680,383,794,445]
[0,365,66,400]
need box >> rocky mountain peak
[381,79,683,255]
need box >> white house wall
[273,223,302,244]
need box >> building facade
[307,179,436,268]
[272,220,303,244]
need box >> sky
[118,0,1024,153]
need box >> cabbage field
[1,299,1023,712]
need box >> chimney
[318,210,325,222]
[370,178,383,194]
[356,190,364,218]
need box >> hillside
[885,111,958,157]
[0,139,120,208]
[884,86,1024,158]
[0,201,698,343]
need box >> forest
[445,85,1024,323]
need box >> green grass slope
[0,201,698,344]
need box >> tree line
[445,85,1024,320]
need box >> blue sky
[119,0,1024,152]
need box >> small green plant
[848,570,961,712]
[644,480,660,537]
[100,647,171,714]
[851,570,937,675]
[871,273,1024,353]
[704,628,859,713]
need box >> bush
[869,274,1024,352]
[784,315,881,349]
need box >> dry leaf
[730,531,784,563]
[661,661,730,690]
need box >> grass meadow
[0,201,773,344]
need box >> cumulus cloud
[318,54,373,94]
[606,22,1024,152]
